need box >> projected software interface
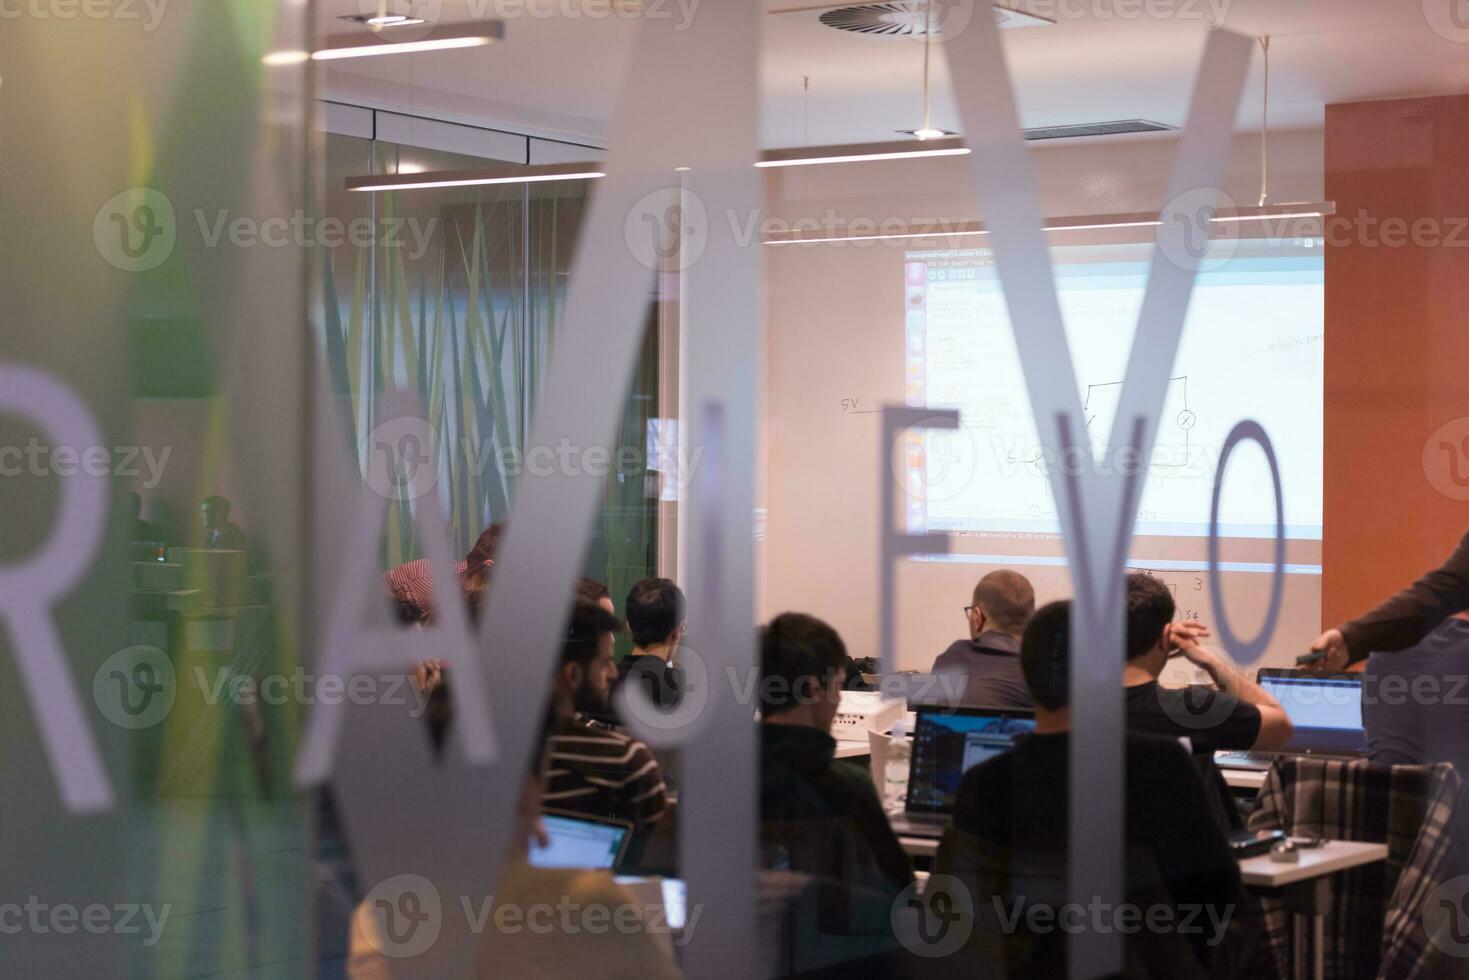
[902,241,1324,541]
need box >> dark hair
[973,569,1036,634]
[561,599,622,668]
[1126,572,1175,660]
[576,576,611,606]
[465,522,505,569]
[202,495,230,517]
[759,612,848,717]
[625,577,686,648]
[1020,600,1072,711]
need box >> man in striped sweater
[544,600,669,829]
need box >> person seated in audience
[947,599,1255,978]
[759,613,914,894]
[383,521,503,618]
[348,714,682,980]
[201,494,249,551]
[545,600,669,829]
[758,613,915,977]
[1124,572,1293,754]
[576,575,616,614]
[620,577,686,709]
[931,569,1035,708]
[1363,610,1469,773]
[129,491,165,546]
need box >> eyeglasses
[963,605,980,617]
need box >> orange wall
[1324,95,1469,629]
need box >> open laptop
[889,705,1036,838]
[529,810,634,870]
[1214,669,1367,771]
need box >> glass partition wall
[318,136,660,611]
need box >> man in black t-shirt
[1123,572,1293,754]
[948,600,1257,978]
[620,577,686,709]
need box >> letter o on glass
[1208,420,1285,665]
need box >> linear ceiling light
[762,203,1335,244]
[263,21,503,65]
[346,164,605,192]
[757,137,970,168]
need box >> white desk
[899,835,939,859]
[1221,767,1268,791]
[1239,840,1388,980]
[1237,838,1386,887]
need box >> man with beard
[543,600,669,829]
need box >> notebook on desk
[889,705,1035,838]
[1215,670,1366,771]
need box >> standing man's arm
[1309,529,1469,671]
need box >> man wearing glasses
[930,569,1035,709]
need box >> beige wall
[759,129,1325,671]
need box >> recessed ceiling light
[896,127,958,140]
[338,13,427,27]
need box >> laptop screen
[1258,673,1366,753]
[906,707,1036,814]
[529,814,630,870]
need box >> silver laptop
[1215,670,1366,771]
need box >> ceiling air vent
[816,2,1051,36]
[1022,119,1177,140]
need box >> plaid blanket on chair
[1246,758,1461,980]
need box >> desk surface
[835,739,869,760]
[1221,767,1268,790]
[1237,840,1387,888]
